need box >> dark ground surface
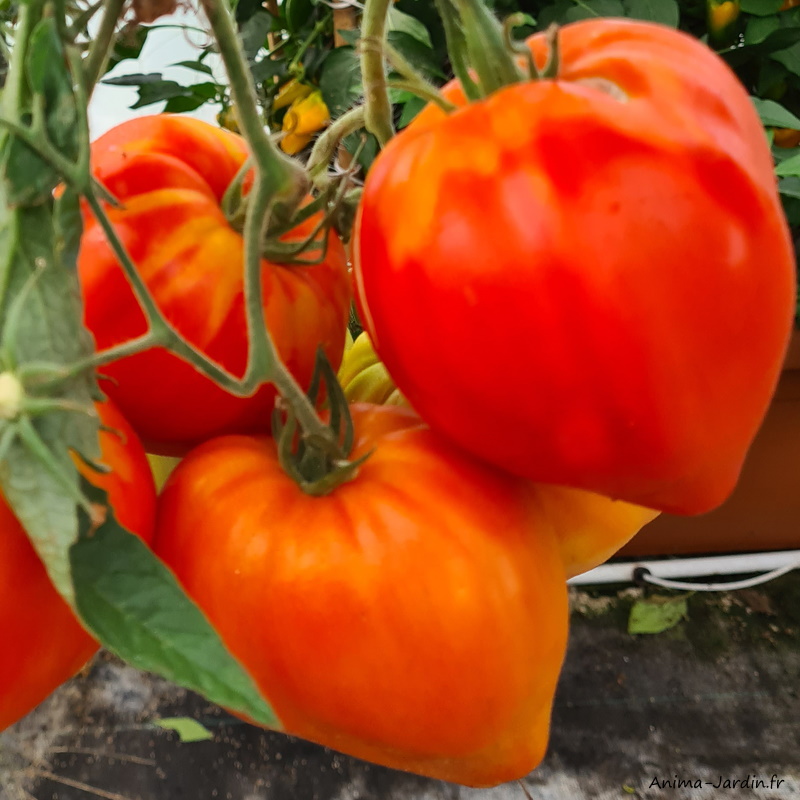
[2,577,799,800]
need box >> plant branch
[84,0,127,97]
[307,106,366,185]
[359,0,394,146]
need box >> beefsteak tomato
[354,19,796,515]
[154,403,568,787]
[79,115,351,454]
[0,401,156,731]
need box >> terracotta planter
[621,329,800,556]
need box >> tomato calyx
[441,0,560,101]
[272,350,371,496]
[221,163,352,266]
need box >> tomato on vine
[354,19,796,516]
[154,403,569,787]
[79,115,352,455]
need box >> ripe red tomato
[79,115,351,455]
[154,404,568,787]
[0,401,156,731]
[354,19,796,515]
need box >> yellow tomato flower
[273,79,314,112]
[280,90,330,155]
[707,0,740,36]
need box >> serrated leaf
[752,96,800,128]
[628,595,689,635]
[623,0,679,26]
[0,199,100,604]
[71,481,279,729]
[154,718,214,742]
[319,47,362,118]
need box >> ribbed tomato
[154,404,568,787]
[79,115,351,454]
[0,401,156,731]
[354,19,796,515]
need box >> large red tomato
[154,404,568,787]
[0,401,157,731]
[354,19,796,515]
[79,115,351,455]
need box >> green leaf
[285,0,314,34]
[102,71,165,86]
[4,18,79,206]
[250,56,286,84]
[171,60,215,76]
[240,11,273,60]
[752,96,800,128]
[744,15,781,44]
[779,176,800,200]
[398,95,426,128]
[741,0,783,14]
[628,595,689,635]
[771,41,800,76]
[565,0,626,22]
[163,83,220,113]
[622,0,679,26]
[387,30,445,80]
[107,25,150,74]
[776,151,800,177]
[54,187,83,272]
[319,47,362,118]
[71,481,279,729]
[154,718,214,743]
[387,6,433,48]
[0,200,100,605]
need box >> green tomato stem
[360,0,395,147]
[199,0,335,446]
[307,106,366,186]
[433,0,481,101]
[383,43,456,113]
[83,0,127,98]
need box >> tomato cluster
[4,13,795,792]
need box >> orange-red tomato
[154,404,569,787]
[0,401,156,731]
[354,19,796,516]
[535,486,659,578]
[79,115,351,455]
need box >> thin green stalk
[383,41,456,112]
[307,106,366,185]
[197,0,335,444]
[84,0,127,97]
[433,0,481,101]
[1,0,42,118]
[288,16,328,76]
[360,0,394,146]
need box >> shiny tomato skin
[154,404,569,787]
[0,401,156,731]
[354,19,796,516]
[79,115,351,455]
